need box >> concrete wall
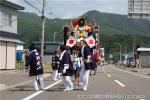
[139,52,150,68]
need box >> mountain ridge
[17,10,150,53]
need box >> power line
[51,0,65,16]
[36,0,56,18]
[45,7,57,18]
[46,0,63,18]
[23,0,41,14]
[37,0,42,4]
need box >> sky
[7,0,128,19]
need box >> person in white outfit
[59,45,74,91]
[80,40,92,91]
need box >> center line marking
[22,79,62,100]
[102,66,107,73]
[107,74,112,77]
[114,80,126,87]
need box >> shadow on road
[9,86,34,91]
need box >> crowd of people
[25,40,102,91]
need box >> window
[0,12,2,27]
[1,12,12,27]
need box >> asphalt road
[0,64,150,100]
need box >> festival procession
[0,0,150,100]
[25,17,104,91]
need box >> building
[0,0,24,69]
[128,0,150,19]
[32,41,63,54]
[137,47,150,68]
[16,40,26,51]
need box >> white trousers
[80,66,90,90]
[63,76,73,89]
[52,70,58,80]
[32,74,44,90]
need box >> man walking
[25,44,44,91]
[80,40,92,91]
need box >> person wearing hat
[80,40,92,91]
[25,44,44,91]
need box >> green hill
[17,12,68,42]
[17,10,150,53]
[83,10,150,36]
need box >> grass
[16,60,24,70]
[43,63,52,73]
[16,61,52,73]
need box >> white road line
[0,74,50,91]
[114,80,126,87]
[139,99,145,100]
[102,66,107,73]
[111,66,150,79]
[107,74,112,77]
[102,67,112,77]
[22,79,62,100]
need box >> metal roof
[32,41,63,45]
[137,48,150,52]
[0,0,24,10]
[16,40,26,45]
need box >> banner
[85,35,95,48]
[66,36,77,47]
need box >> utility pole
[41,0,46,60]
[114,43,122,61]
[132,35,135,58]
[53,32,57,43]
[125,44,126,55]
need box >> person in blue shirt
[73,49,81,87]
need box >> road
[0,64,150,100]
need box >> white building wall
[0,41,7,69]
[0,41,16,69]
[0,4,17,34]
[16,44,24,51]
[139,52,150,68]
[6,42,16,69]
[0,3,19,69]
[128,0,150,19]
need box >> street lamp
[53,32,57,43]
[113,43,122,61]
